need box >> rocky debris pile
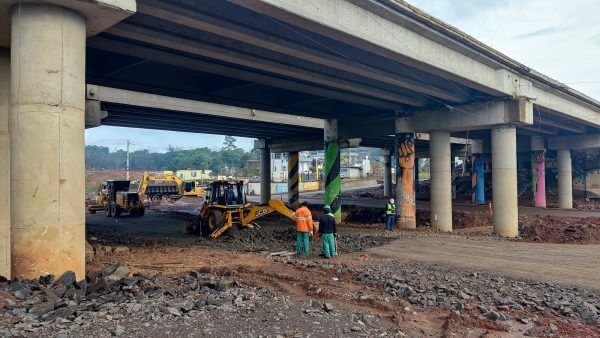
[208,227,398,254]
[416,210,491,229]
[353,262,600,328]
[343,206,386,224]
[282,258,600,334]
[519,215,600,244]
[0,265,272,337]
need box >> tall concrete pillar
[383,152,392,197]
[557,149,573,209]
[491,126,518,238]
[324,119,341,223]
[260,144,271,204]
[430,131,452,232]
[10,4,86,278]
[287,151,300,209]
[530,136,546,208]
[0,49,10,278]
[470,140,485,204]
[395,132,416,229]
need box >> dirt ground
[73,204,600,337]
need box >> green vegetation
[85,136,259,176]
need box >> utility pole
[126,140,130,181]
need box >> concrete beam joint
[396,98,533,132]
[0,0,136,48]
[85,99,108,128]
[548,134,600,150]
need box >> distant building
[176,169,212,180]
[340,166,362,179]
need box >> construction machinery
[193,180,297,239]
[87,183,109,214]
[139,171,205,202]
[104,180,145,218]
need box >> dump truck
[193,180,299,239]
[104,180,145,218]
[139,171,205,202]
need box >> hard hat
[323,205,331,213]
[390,198,395,204]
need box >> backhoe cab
[104,180,145,218]
[194,180,296,239]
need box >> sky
[86,0,600,152]
[85,127,255,152]
[408,0,600,99]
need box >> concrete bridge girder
[235,0,600,128]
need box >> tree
[223,136,237,151]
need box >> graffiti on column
[532,150,546,207]
[470,154,485,204]
[324,140,341,219]
[397,134,415,225]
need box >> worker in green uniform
[318,205,337,259]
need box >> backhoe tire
[90,210,96,214]
[137,207,145,217]
[105,204,112,217]
[111,204,121,218]
[202,210,223,237]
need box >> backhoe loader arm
[242,200,297,225]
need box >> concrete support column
[530,136,546,208]
[0,49,10,278]
[395,132,416,229]
[260,143,271,204]
[10,4,86,278]
[383,152,392,197]
[557,149,573,209]
[287,151,300,209]
[414,157,420,193]
[430,131,452,232]
[491,126,518,237]
[324,119,341,223]
[469,140,485,204]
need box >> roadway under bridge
[0,0,599,279]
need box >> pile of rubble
[204,227,399,254]
[276,258,600,335]
[350,261,600,332]
[519,215,600,244]
[0,265,272,337]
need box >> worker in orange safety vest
[294,201,314,257]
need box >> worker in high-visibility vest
[385,198,396,231]
[294,201,314,257]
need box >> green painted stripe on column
[324,141,341,218]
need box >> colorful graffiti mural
[396,133,415,227]
[532,150,546,207]
[470,153,485,204]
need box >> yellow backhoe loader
[193,180,297,239]
[139,171,205,202]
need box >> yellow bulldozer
[193,180,297,239]
[139,171,205,202]
[87,183,109,214]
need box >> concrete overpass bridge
[1,0,599,279]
